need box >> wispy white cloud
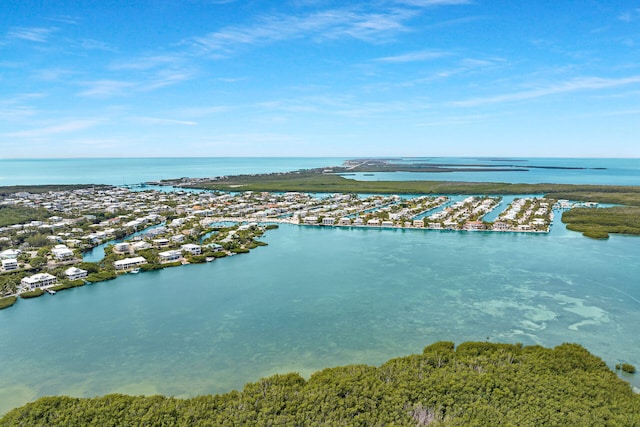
[618,8,640,22]
[0,93,47,105]
[32,68,76,82]
[77,67,194,97]
[216,77,247,82]
[134,117,198,126]
[141,70,195,91]
[392,0,471,6]
[4,119,102,138]
[77,80,137,97]
[0,106,38,121]
[179,105,232,117]
[111,55,185,71]
[76,38,116,51]
[189,7,417,54]
[450,75,640,107]
[7,27,57,43]
[375,50,449,63]
[46,16,79,25]
[0,93,46,121]
[254,94,431,119]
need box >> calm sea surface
[0,157,348,186]
[1,157,639,414]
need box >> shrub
[212,251,227,258]
[616,363,636,374]
[0,296,17,310]
[582,230,609,239]
[20,289,45,298]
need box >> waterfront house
[322,217,335,226]
[159,250,182,262]
[338,217,351,226]
[381,220,394,227]
[353,218,364,226]
[181,244,201,256]
[1,258,18,271]
[492,221,510,231]
[465,221,486,231]
[113,242,130,253]
[21,273,57,290]
[113,256,147,270]
[303,216,318,225]
[367,219,381,226]
[204,243,224,252]
[131,241,152,252]
[413,219,425,228]
[170,234,185,243]
[65,267,88,281]
[51,245,74,261]
[152,238,170,248]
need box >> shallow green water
[1,223,639,414]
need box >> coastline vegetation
[0,296,17,310]
[184,170,640,199]
[19,288,45,298]
[2,341,638,426]
[50,280,86,292]
[561,207,640,238]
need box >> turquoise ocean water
[1,157,639,414]
[0,158,348,186]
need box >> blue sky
[1,0,639,158]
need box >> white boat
[130,268,140,274]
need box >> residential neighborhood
[1,185,557,302]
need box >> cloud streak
[134,117,198,126]
[375,50,449,63]
[450,76,640,107]
[4,119,101,138]
[188,7,418,54]
[7,27,57,43]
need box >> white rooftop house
[21,273,57,291]
[322,217,335,226]
[113,256,147,270]
[159,250,182,262]
[131,241,152,252]
[152,238,170,248]
[1,258,18,271]
[65,267,88,281]
[113,242,130,253]
[0,249,21,260]
[338,217,351,226]
[181,244,201,256]
[51,245,74,261]
[303,216,318,225]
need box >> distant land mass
[340,158,606,173]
